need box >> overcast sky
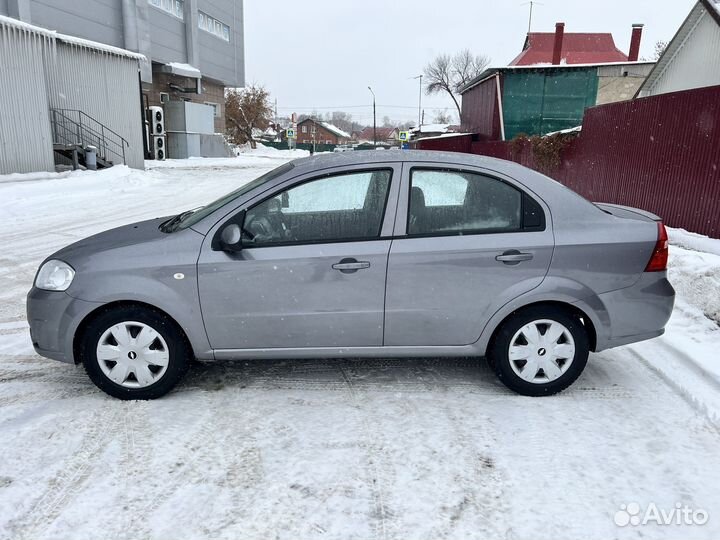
[244,0,694,127]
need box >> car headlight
[35,260,75,291]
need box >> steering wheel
[245,198,294,243]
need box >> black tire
[488,305,589,396]
[80,305,191,400]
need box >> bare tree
[329,111,353,133]
[433,110,453,124]
[653,40,668,61]
[424,49,490,118]
[225,85,273,148]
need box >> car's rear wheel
[488,306,589,396]
[80,305,190,400]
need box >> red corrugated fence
[416,85,720,238]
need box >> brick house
[296,118,351,145]
[355,126,399,145]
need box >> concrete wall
[596,64,654,105]
[29,0,124,47]
[147,5,186,64]
[197,0,244,87]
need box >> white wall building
[637,0,720,97]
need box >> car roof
[289,149,513,175]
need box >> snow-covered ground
[0,154,719,540]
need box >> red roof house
[509,22,643,66]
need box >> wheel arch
[72,300,195,365]
[485,300,598,354]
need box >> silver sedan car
[27,151,674,399]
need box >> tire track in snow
[626,345,720,432]
[8,403,121,540]
[338,363,396,540]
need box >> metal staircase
[50,109,128,169]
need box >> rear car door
[384,165,553,346]
[197,164,400,351]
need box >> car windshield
[166,162,294,232]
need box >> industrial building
[0,15,145,173]
[0,0,245,168]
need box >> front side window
[408,169,523,235]
[243,170,392,245]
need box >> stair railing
[50,109,128,166]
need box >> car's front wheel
[488,306,589,396]
[80,305,191,400]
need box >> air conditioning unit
[149,106,164,135]
[153,136,166,160]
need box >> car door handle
[495,250,534,265]
[332,258,371,273]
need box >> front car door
[197,164,400,352]
[384,164,553,346]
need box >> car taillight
[645,222,669,272]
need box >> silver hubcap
[96,321,169,388]
[508,319,575,384]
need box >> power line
[275,104,454,110]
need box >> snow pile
[668,228,720,324]
[232,142,310,159]
[630,227,720,425]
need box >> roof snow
[164,62,201,78]
[319,122,351,139]
[411,124,452,134]
[0,15,145,61]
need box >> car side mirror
[219,224,242,251]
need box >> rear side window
[408,169,528,235]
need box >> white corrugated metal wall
[44,43,144,169]
[644,9,720,96]
[0,17,144,174]
[0,23,55,173]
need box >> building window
[198,11,230,41]
[204,102,220,118]
[149,0,184,20]
[302,126,307,133]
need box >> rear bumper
[590,272,675,351]
[26,288,101,363]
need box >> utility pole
[412,74,423,129]
[368,86,377,147]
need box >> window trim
[148,0,184,20]
[198,10,230,42]
[204,101,220,117]
[236,168,395,249]
[405,166,546,238]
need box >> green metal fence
[502,68,599,139]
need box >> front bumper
[26,287,101,363]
